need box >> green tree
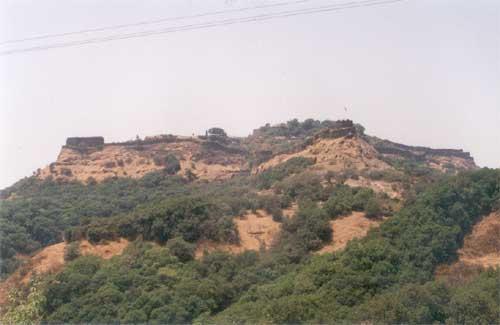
[164,154,181,175]
[364,198,382,218]
[207,127,227,137]
[324,186,354,217]
[166,237,196,262]
[1,277,46,324]
[63,242,80,262]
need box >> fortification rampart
[313,120,356,141]
[63,135,204,151]
[373,140,472,160]
[65,137,104,148]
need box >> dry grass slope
[0,239,129,306]
[255,137,392,174]
[317,212,383,254]
[37,139,245,183]
[436,211,500,283]
[195,210,281,258]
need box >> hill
[1,119,497,324]
[28,119,474,186]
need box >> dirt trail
[317,212,382,254]
[0,239,129,306]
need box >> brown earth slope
[345,177,402,199]
[0,239,129,306]
[317,212,383,254]
[33,120,477,186]
[195,210,281,258]
[436,211,500,283]
[37,138,246,183]
[255,136,392,174]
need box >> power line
[1,0,405,56]
[0,0,322,45]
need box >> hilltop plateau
[33,119,475,186]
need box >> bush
[153,153,181,175]
[275,172,325,201]
[87,226,116,244]
[185,169,197,181]
[207,127,227,137]
[364,198,382,218]
[60,168,73,177]
[64,242,80,261]
[324,186,354,217]
[256,157,315,189]
[166,237,196,262]
[278,202,332,261]
[352,188,376,211]
[257,194,286,221]
[164,154,181,175]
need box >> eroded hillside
[0,119,496,325]
[436,211,500,283]
[35,120,477,185]
[317,212,383,254]
[0,239,129,306]
[37,135,247,183]
[255,136,391,173]
[195,209,283,258]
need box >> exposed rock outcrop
[37,136,248,183]
[35,120,477,184]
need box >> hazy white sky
[1,0,499,189]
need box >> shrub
[364,198,382,218]
[352,188,376,211]
[64,242,80,261]
[256,157,315,189]
[324,186,354,217]
[64,228,85,242]
[275,172,325,201]
[207,127,227,137]
[152,153,182,174]
[166,237,196,262]
[257,194,286,221]
[60,168,73,177]
[185,169,197,181]
[86,177,97,185]
[164,154,181,175]
[278,202,332,260]
[87,226,116,244]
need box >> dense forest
[0,119,498,324]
